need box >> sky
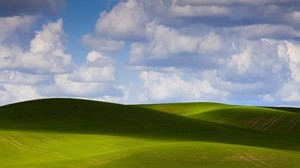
[0,0,300,106]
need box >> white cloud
[0,18,73,73]
[81,0,147,52]
[288,11,300,25]
[145,23,200,57]
[2,0,300,106]
[208,39,300,104]
[138,71,226,102]
[39,73,123,98]
[271,40,300,103]
[276,82,300,102]
[0,17,125,106]
[198,32,223,52]
[26,18,73,73]
[285,41,300,83]
[209,75,273,95]
[286,41,300,63]
[73,0,300,106]
[0,44,23,69]
[0,17,71,105]
[49,74,107,96]
[70,51,116,83]
[30,19,64,53]
[228,24,300,39]
[220,39,289,83]
[82,34,125,52]
[0,15,36,42]
[172,0,289,6]
[169,4,229,18]
[0,84,41,105]
[260,94,275,102]
[130,22,223,65]
[95,0,148,41]
[35,49,123,99]
[0,70,47,85]
[284,93,300,102]
[138,0,299,26]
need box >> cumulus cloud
[228,24,300,39]
[36,50,123,100]
[0,84,41,105]
[169,4,229,18]
[278,82,300,102]
[213,39,300,104]
[0,18,73,73]
[40,74,122,97]
[288,11,300,26]
[0,15,36,43]
[2,0,300,106]
[70,51,116,83]
[270,40,300,103]
[95,0,148,41]
[82,35,125,52]
[82,0,148,52]
[220,40,289,83]
[0,17,124,105]
[138,71,226,102]
[143,0,300,29]
[284,41,300,83]
[130,23,224,69]
[172,0,292,6]
[0,70,48,85]
[81,0,300,106]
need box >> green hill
[140,103,300,135]
[0,98,300,167]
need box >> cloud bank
[1,0,300,106]
[0,18,122,105]
[85,0,300,105]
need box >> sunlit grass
[0,98,300,167]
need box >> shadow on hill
[265,107,300,114]
[0,98,299,151]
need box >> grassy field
[0,98,300,167]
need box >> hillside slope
[0,98,300,167]
[140,103,300,135]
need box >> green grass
[138,102,229,116]
[141,103,300,135]
[0,98,300,167]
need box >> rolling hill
[0,98,300,167]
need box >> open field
[0,98,300,167]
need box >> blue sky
[0,0,300,106]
